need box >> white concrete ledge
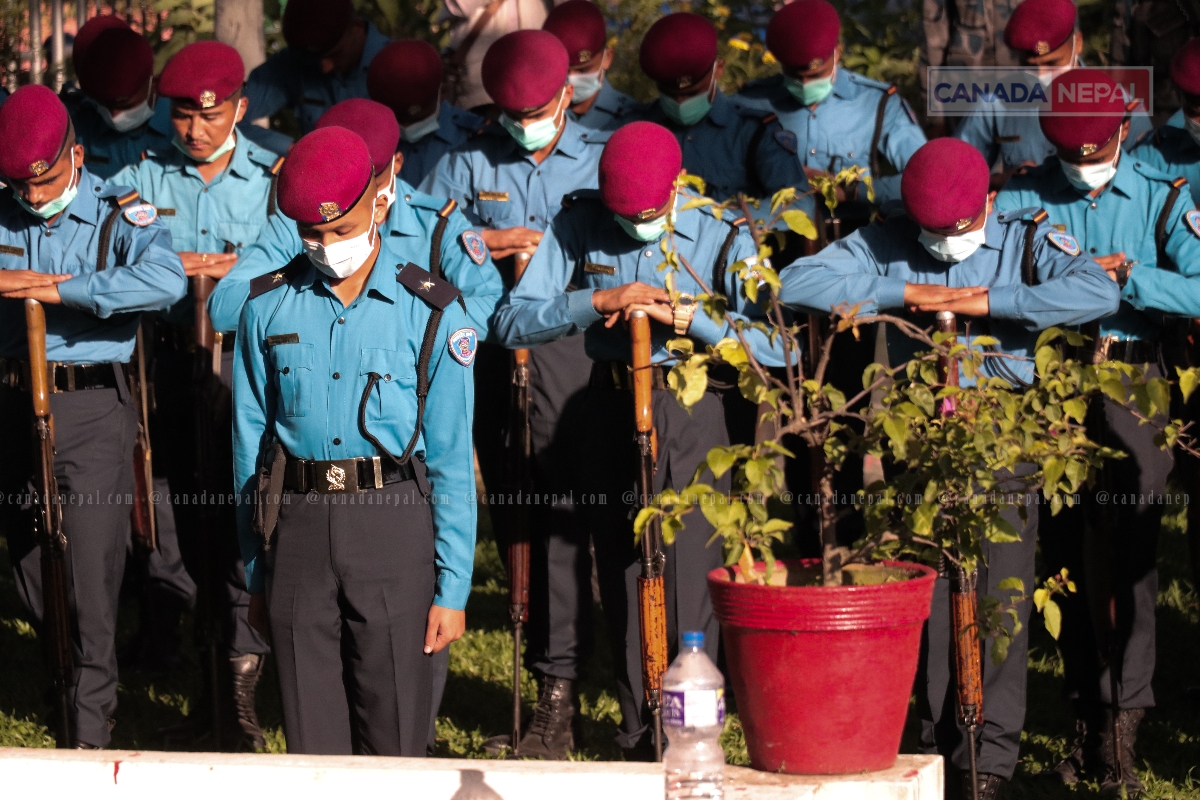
[0,748,941,799]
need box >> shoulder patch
[447,327,478,367]
[1186,209,1200,238]
[397,262,463,309]
[248,257,307,300]
[460,230,488,265]
[123,203,157,227]
[773,129,798,154]
[1046,230,1081,256]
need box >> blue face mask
[499,92,566,151]
[16,150,79,220]
[784,67,836,106]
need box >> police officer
[779,137,1120,800]
[996,69,1200,798]
[739,0,926,211]
[244,0,390,135]
[493,121,786,758]
[0,85,186,748]
[234,126,476,756]
[64,22,169,179]
[637,12,811,205]
[543,0,639,133]
[366,40,484,187]
[111,40,289,749]
[1131,39,1200,199]
[421,29,607,759]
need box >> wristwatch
[673,293,697,335]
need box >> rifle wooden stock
[25,299,74,748]
[129,325,156,550]
[951,575,984,726]
[193,274,222,377]
[936,311,958,417]
[630,310,668,761]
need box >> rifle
[128,323,156,550]
[938,310,983,800]
[25,299,74,747]
[630,310,668,761]
[506,253,533,753]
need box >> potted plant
[639,177,1195,775]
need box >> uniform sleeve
[987,224,1121,328]
[244,50,300,123]
[876,93,927,205]
[232,300,274,594]
[1124,104,1155,152]
[954,111,1001,167]
[778,226,908,315]
[422,303,478,609]
[1123,192,1200,315]
[492,210,594,347]
[417,150,482,226]
[56,216,187,316]
[440,210,505,339]
[208,213,298,333]
[108,162,142,192]
[688,230,788,367]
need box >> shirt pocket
[474,196,522,228]
[214,221,267,254]
[358,347,417,426]
[269,342,314,418]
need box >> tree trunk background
[214,0,264,77]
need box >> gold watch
[673,293,697,335]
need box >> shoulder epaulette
[886,84,898,95]
[761,113,778,125]
[561,189,601,209]
[996,206,1048,224]
[437,199,457,218]
[845,71,892,91]
[397,262,462,310]
[115,190,140,207]
[1125,99,1140,113]
[248,256,307,300]
[139,150,149,161]
[1131,158,1183,183]
[1174,176,1188,188]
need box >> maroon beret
[1004,0,1076,55]
[639,14,718,90]
[600,122,682,218]
[1040,69,1127,155]
[901,138,989,231]
[77,28,154,104]
[283,0,354,54]
[367,40,443,118]
[1171,38,1200,97]
[767,0,841,71]
[0,85,71,181]
[482,31,570,112]
[316,100,400,177]
[159,41,245,109]
[543,0,607,66]
[278,127,373,224]
[72,15,129,77]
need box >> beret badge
[1078,143,1098,156]
[636,207,659,221]
[199,90,217,109]
[1035,41,1050,56]
[318,201,342,221]
[29,159,49,177]
[676,76,694,90]
[578,49,592,63]
[954,217,973,231]
[407,104,422,116]
[808,57,825,70]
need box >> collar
[499,117,589,162]
[148,96,172,137]
[1044,152,1134,200]
[590,81,625,115]
[383,182,425,237]
[704,91,736,128]
[981,212,1004,251]
[162,130,255,180]
[829,66,852,101]
[670,201,701,242]
[432,101,462,143]
[295,241,398,303]
[63,168,106,227]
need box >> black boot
[514,676,578,759]
[1043,712,1104,784]
[959,772,1005,800]
[1099,708,1146,798]
[227,653,266,751]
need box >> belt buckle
[321,459,358,493]
[370,456,383,491]
[1093,336,1114,365]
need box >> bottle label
[663,688,725,728]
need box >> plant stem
[816,449,842,586]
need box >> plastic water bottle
[663,631,725,799]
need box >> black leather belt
[590,361,668,391]
[283,456,415,494]
[0,358,120,392]
[1101,338,1160,365]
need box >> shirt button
[385,374,392,381]
[333,437,341,445]
[529,215,536,222]
[810,148,817,155]
[281,366,289,374]
[645,250,654,257]
[1089,247,1097,253]
[338,317,345,324]
[405,194,412,202]
[202,187,208,193]
[201,228,208,234]
[332,372,341,379]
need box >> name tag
[1052,224,1066,233]
[156,208,176,216]
[0,244,25,256]
[995,135,1021,143]
[478,191,509,202]
[584,262,616,275]
[266,333,300,347]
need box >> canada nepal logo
[927,66,1152,117]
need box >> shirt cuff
[987,284,1019,320]
[567,288,603,330]
[56,276,95,314]
[687,306,724,346]
[873,278,909,312]
[434,572,471,611]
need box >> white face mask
[90,79,155,132]
[302,220,377,279]
[377,168,397,209]
[568,69,604,103]
[1185,115,1200,147]
[402,106,441,143]
[1061,148,1119,192]
[918,225,988,263]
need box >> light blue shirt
[492,194,786,366]
[570,80,639,133]
[0,168,187,361]
[208,182,502,337]
[1130,116,1200,205]
[996,155,1200,339]
[244,21,390,134]
[777,209,1119,385]
[233,240,477,607]
[738,69,928,206]
[399,102,483,188]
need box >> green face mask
[660,89,714,126]
[785,68,836,106]
[499,93,565,151]
[615,199,674,243]
[173,124,237,164]
[17,151,79,220]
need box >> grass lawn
[2,502,1198,798]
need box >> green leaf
[1179,367,1200,403]
[633,507,658,539]
[996,577,1025,594]
[679,197,715,211]
[1062,397,1087,423]
[910,501,937,535]
[991,635,1010,665]
[1035,327,1064,351]
[1043,598,1063,640]
[780,209,818,240]
[707,447,741,479]
[1042,456,1066,491]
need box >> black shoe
[1099,708,1146,798]
[1042,716,1103,784]
[621,736,657,763]
[959,772,1005,800]
[514,676,578,759]
[228,653,266,751]
[71,740,102,750]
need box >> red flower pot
[708,559,937,775]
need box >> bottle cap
[682,631,705,649]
